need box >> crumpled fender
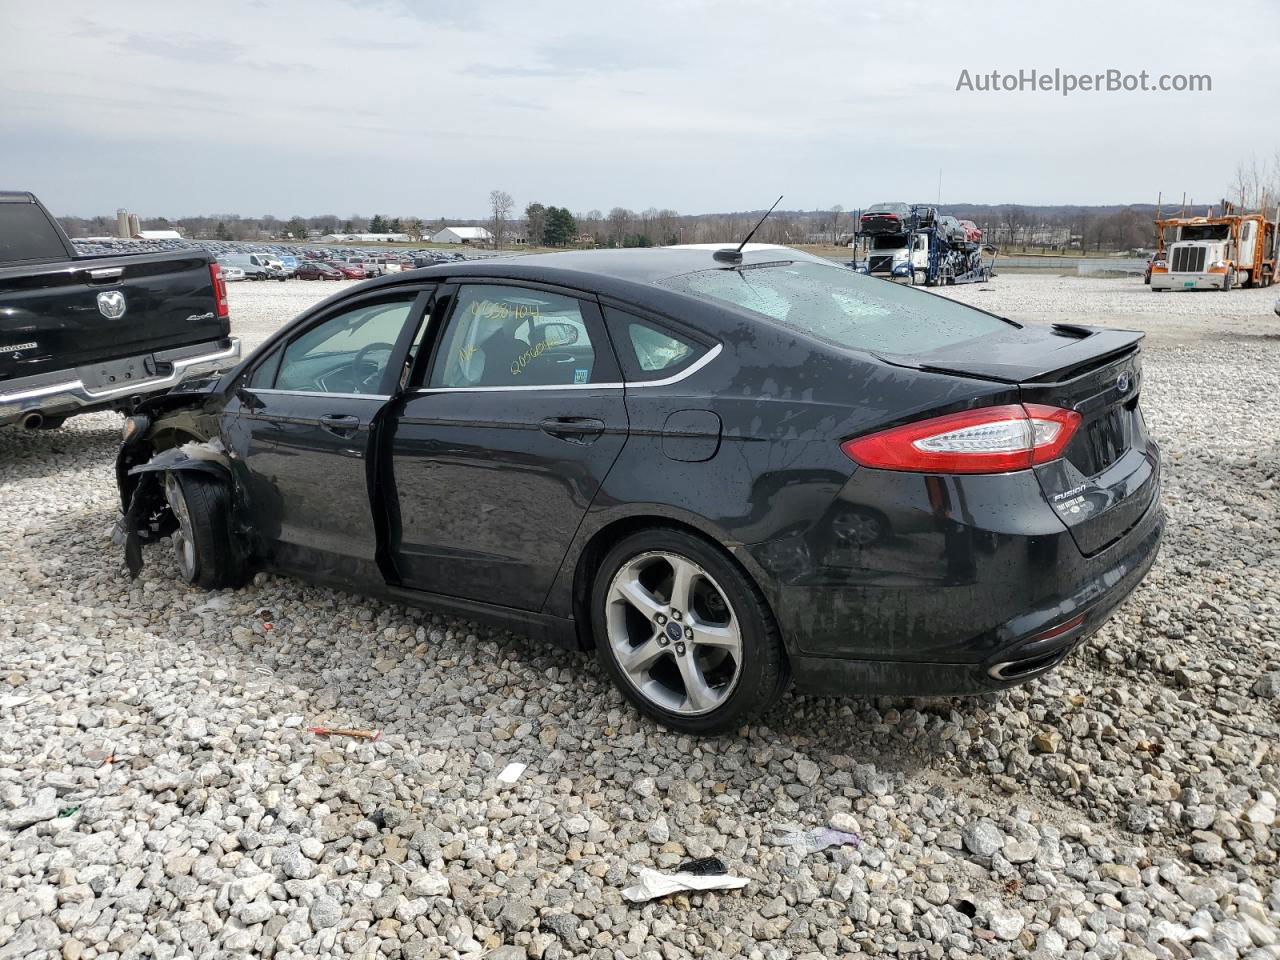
[121,438,233,578]
[126,437,232,479]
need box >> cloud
[116,32,248,66]
[3,0,1278,216]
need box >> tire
[1222,271,1233,292]
[163,471,245,589]
[590,528,786,734]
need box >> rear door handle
[540,416,605,443]
[319,413,361,437]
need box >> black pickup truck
[0,191,240,429]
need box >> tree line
[57,148,1280,253]
[53,204,1169,252]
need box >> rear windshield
[0,201,69,264]
[660,260,1013,355]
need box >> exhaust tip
[21,412,44,430]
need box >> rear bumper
[0,337,240,426]
[788,497,1164,697]
[747,448,1163,696]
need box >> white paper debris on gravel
[496,762,526,784]
[622,868,749,903]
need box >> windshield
[1178,224,1230,241]
[660,260,1013,355]
[870,236,907,250]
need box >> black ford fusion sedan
[116,245,1162,734]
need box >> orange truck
[1150,208,1278,291]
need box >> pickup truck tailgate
[0,252,229,380]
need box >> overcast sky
[4,0,1277,218]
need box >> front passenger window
[275,297,415,395]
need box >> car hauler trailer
[850,205,994,286]
[1150,206,1278,292]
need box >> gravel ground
[1,275,1278,960]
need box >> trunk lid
[877,323,1160,555]
[0,252,228,381]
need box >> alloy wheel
[605,551,743,716]
[164,473,197,581]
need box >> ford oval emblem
[97,290,126,319]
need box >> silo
[116,208,130,238]
[128,213,141,237]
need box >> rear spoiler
[875,325,1144,385]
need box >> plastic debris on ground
[621,867,749,903]
[775,826,862,855]
[496,762,526,784]
[677,856,727,876]
[306,725,381,741]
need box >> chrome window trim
[413,343,722,395]
[248,389,392,401]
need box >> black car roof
[363,246,829,297]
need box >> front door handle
[319,413,361,437]
[539,416,605,444]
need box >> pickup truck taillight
[209,262,229,318]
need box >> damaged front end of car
[114,377,235,578]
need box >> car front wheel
[591,529,786,734]
[163,471,245,589]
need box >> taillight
[209,262,229,318]
[841,403,1081,474]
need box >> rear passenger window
[603,307,707,382]
[428,285,609,388]
[0,201,69,264]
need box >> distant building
[319,232,411,243]
[135,229,182,240]
[431,226,493,245]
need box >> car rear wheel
[592,529,786,734]
[163,471,245,589]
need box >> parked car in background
[937,215,967,243]
[115,245,1161,733]
[221,253,285,281]
[1144,253,1162,284]
[218,263,247,281]
[860,202,912,236]
[296,262,344,280]
[327,262,367,280]
[1,190,238,430]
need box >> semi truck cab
[1151,213,1277,292]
